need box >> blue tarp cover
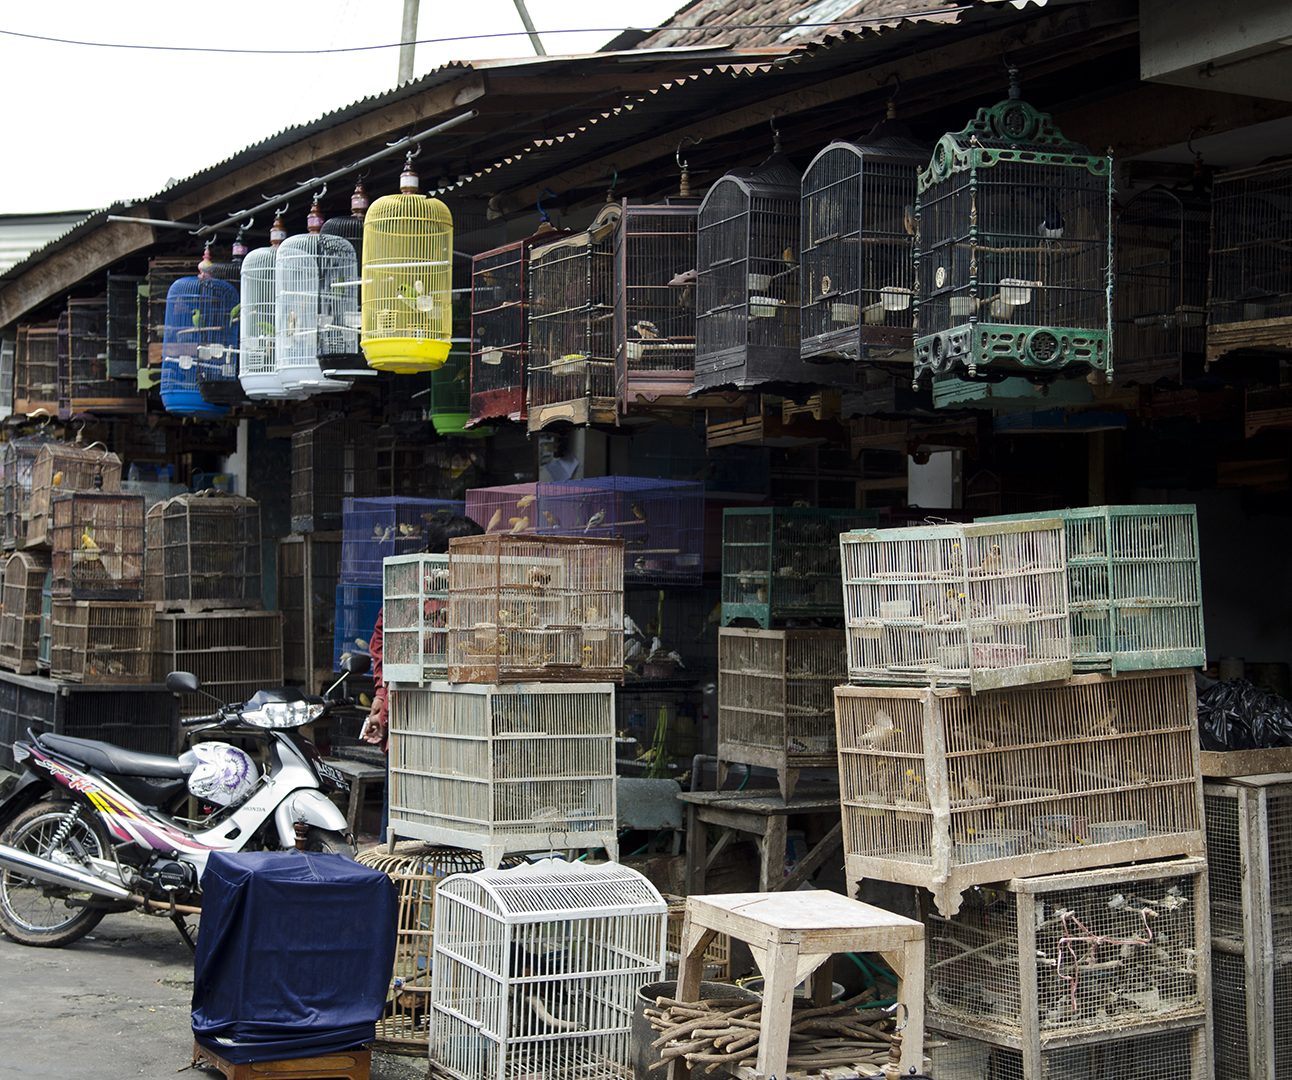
[191,850,396,1064]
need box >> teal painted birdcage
[981,504,1204,674]
[913,73,1114,406]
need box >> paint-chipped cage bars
[381,554,449,685]
[13,322,59,415]
[0,551,50,674]
[60,296,143,416]
[26,442,123,549]
[153,611,283,717]
[144,492,262,607]
[50,600,155,683]
[834,670,1205,916]
[51,493,145,600]
[290,418,376,534]
[840,518,1071,692]
[717,626,846,800]
[471,238,531,424]
[446,534,624,684]
[387,683,619,867]
[340,496,466,585]
[430,860,665,1080]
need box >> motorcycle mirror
[166,671,201,695]
[342,653,371,676]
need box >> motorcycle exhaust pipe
[0,842,133,901]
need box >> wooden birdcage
[159,273,241,416]
[382,554,449,684]
[13,322,59,415]
[275,226,354,395]
[1115,186,1209,385]
[59,296,143,417]
[27,442,123,549]
[0,550,50,673]
[238,246,297,401]
[663,895,731,981]
[290,417,376,533]
[913,76,1114,405]
[333,581,382,671]
[2,433,54,550]
[340,497,465,584]
[51,492,145,600]
[526,204,621,431]
[51,600,155,683]
[721,507,879,627]
[718,626,846,799]
[835,669,1206,916]
[153,610,282,716]
[0,334,14,420]
[446,534,624,684]
[105,272,144,381]
[277,532,340,689]
[317,192,369,379]
[144,492,262,608]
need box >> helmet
[180,742,258,808]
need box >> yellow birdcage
[360,156,453,373]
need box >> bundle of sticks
[644,990,898,1077]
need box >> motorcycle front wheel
[0,800,110,948]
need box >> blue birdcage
[340,497,467,584]
[332,581,383,671]
[160,275,241,417]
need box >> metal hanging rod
[105,215,203,231]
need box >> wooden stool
[673,891,925,1080]
[322,757,386,838]
[191,1041,371,1079]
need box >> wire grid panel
[144,492,262,606]
[105,272,143,381]
[50,493,146,600]
[718,627,846,800]
[471,238,529,424]
[722,507,879,627]
[430,859,666,1080]
[526,204,621,431]
[382,554,449,684]
[153,611,282,715]
[333,581,383,671]
[464,484,540,535]
[13,322,59,414]
[800,133,925,364]
[159,274,241,416]
[38,569,51,669]
[27,443,123,549]
[275,232,354,394]
[61,296,141,416]
[51,600,155,683]
[290,418,377,534]
[2,435,53,550]
[388,683,619,864]
[0,550,50,673]
[0,335,13,420]
[840,519,1072,691]
[981,505,1204,675]
[835,670,1206,916]
[341,497,467,584]
[318,213,366,372]
[238,246,292,400]
[663,895,731,981]
[276,533,340,688]
[446,534,624,684]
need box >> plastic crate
[144,492,262,607]
[153,611,283,717]
[277,533,341,690]
[26,442,123,549]
[50,600,155,683]
[333,582,382,672]
[50,492,146,600]
[340,497,466,584]
[835,670,1206,915]
[0,551,49,674]
[382,554,449,685]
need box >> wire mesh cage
[1203,775,1292,1080]
[27,442,123,549]
[333,581,383,671]
[105,272,144,382]
[317,203,368,378]
[717,626,846,799]
[340,497,467,584]
[980,505,1204,675]
[429,336,472,436]
[389,684,620,863]
[159,274,240,417]
[276,230,355,395]
[1208,158,1292,364]
[60,296,142,416]
[277,532,340,689]
[446,534,624,684]
[238,246,296,401]
[153,611,282,716]
[0,550,50,673]
[430,859,665,1080]
[913,81,1114,398]
[144,257,196,372]
[0,335,14,420]
[38,569,51,670]
[800,122,926,366]
[840,518,1072,691]
[527,203,621,431]
[143,492,262,607]
[1115,187,1209,386]
[471,237,535,424]
[464,483,540,536]
[290,417,377,533]
[50,492,145,600]
[13,322,60,415]
[382,554,449,685]
[835,669,1206,916]
[50,599,155,683]
[2,433,53,550]
[722,507,879,627]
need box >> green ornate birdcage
[913,72,1114,407]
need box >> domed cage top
[318,213,370,379]
[239,247,295,401]
[276,233,356,395]
[60,296,144,417]
[105,273,144,382]
[1,434,54,550]
[160,275,240,417]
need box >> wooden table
[321,757,386,839]
[673,891,925,1080]
[678,788,843,893]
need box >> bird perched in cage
[79,525,99,553]
[624,614,644,639]
[630,502,647,524]
[509,515,529,533]
[51,471,64,488]
[781,246,797,268]
[584,509,606,532]
[541,510,559,529]
[395,280,429,308]
[624,637,644,664]
[527,565,552,588]
[1038,203,1065,240]
[191,308,204,328]
[515,493,536,510]
[633,320,659,340]
[485,507,504,533]
[978,544,1003,574]
[634,556,647,573]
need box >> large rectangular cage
[50,492,146,600]
[276,533,340,689]
[105,272,144,381]
[1203,774,1292,1080]
[840,518,1072,691]
[60,297,143,416]
[340,497,466,584]
[430,859,666,1080]
[2,434,53,550]
[332,581,383,672]
[800,126,926,365]
[980,505,1204,675]
[153,611,283,717]
[26,442,123,549]
[526,204,621,431]
[290,417,377,534]
[465,483,539,536]
[835,670,1206,916]
[13,322,59,415]
[144,256,195,369]
[143,492,262,607]
[717,626,846,800]
[0,551,50,674]
[388,684,619,865]
[382,554,449,684]
[50,600,155,683]
[471,238,531,425]
[913,89,1114,396]
[722,506,879,627]
[446,534,624,684]
[1208,158,1292,364]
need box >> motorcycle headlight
[242,701,325,729]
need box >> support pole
[399,0,421,85]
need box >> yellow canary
[51,471,64,487]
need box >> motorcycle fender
[0,771,50,830]
[273,789,350,848]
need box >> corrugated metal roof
[0,212,96,275]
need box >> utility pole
[512,0,546,56]
[398,0,420,85]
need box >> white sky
[0,0,683,213]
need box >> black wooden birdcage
[144,492,262,607]
[14,322,59,415]
[1115,186,1208,386]
[106,273,144,381]
[290,417,377,533]
[144,256,196,370]
[61,297,143,417]
[471,238,530,425]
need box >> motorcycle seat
[37,733,187,779]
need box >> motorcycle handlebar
[180,712,226,728]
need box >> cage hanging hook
[404,144,423,166]
[605,167,619,202]
[312,182,328,203]
[769,114,781,154]
[675,136,700,172]
[536,188,556,224]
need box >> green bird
[229,302,241,323]
[191,308,203,328]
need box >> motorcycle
[0,655,369,950]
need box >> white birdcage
[840,518,1072,692]
[238,246,298,401]
[387,682,618,867]
[430,859,666,1080]
[275,221,353,395]
[382,553,449,684]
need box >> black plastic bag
[1196,673,1292,751]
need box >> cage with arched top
[159,274,240,416]
[913,85,1114,404]
[13,322,59,415]
[430,859,665,1080]
[341,497,467,585]
[238,246,294,401]
[0,550,50,673]
[1,434,54,550]
[105,273,143,382]
[317,202,369,380]
[27,442,123,550]
[276,231,355,396]
[526,204,621,431]
[60,297,143,417]
[143,492,262,608]
[51,492,146,600]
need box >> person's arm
[360,609,388,746]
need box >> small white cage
[840,518,1072,692]
[430,859,666,1080]
[239,246,298,401]
[275,228,353,395]
[382,553,449,684]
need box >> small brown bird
[979,544,1003,574]
[902,205,915,237]
[781,246,797,268]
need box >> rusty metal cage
[0,551,50,674]
[144,492,262,607]
[835,670,1206,916]
[50,600,155,683]
[51,492,146,600]
[290,417,377,533]
[526,203,621,431]
[382,554,449,685]
[60,296,143,416]
[471,237,538,425]
[718,626,846,799]
[2,434,53,551]
[105,272,144,381]
[13,322,59,415]
[446,533,624,684]
[153,610,283,716]
[27,442,123,549]
[277,533,341,689]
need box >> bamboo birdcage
[277,532,340,689]
[834,669,1206,916]
[430,860,664,1080]
[239,246,297,401]
[13,322,59,415]
[144,492,262,607]
[317,195,369,379]
[275,227,354,395]
[526,204,621,431]
[50,600,155,683]
[2,433,53,550]
[153,611,282,716]
[290,417,376,533]
[0,550,50,673]
[159,273,241,416]
[27,442,123,549]
[446,533,624,684]
[382,554,449,684]
[340,497,466,584]
[105,272,144,381]
[51,492,146,600]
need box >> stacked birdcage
[381,554,449,685]
[13,322,59,415]
[50,599,155,682]
[340,497,466,585]
[105,272,144,382]
[0,335,14,420]
[464,483,540,535]
[50,492,145,600]
[143,492,261,608]
[471,236,538,424]
[277,532,340,690]
[27,442,123,549]
[2,433,54,550]
[60,296,142,416]
[153,610,282,717]
[290,417,376,533]
[0,550,50,673]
